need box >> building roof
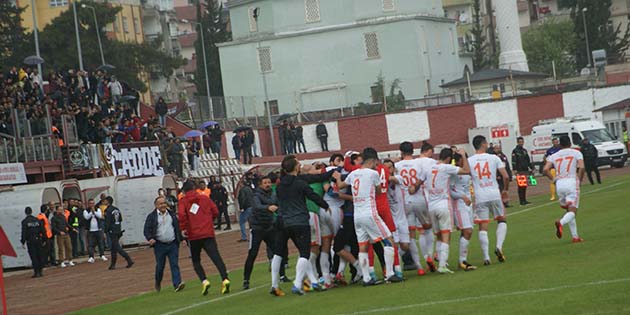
[593,98,630,112]
[175,5,197,22]
[440,68,548,88]
[179,33,197,48]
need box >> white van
[526,118,627,168]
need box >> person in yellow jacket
[544,138,561,201]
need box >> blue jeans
[234,147,241,161]
[239,207,252,240]
[159,115,167,127]
[154,241,182,288]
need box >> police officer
[512,137,534,206]
[104,196,134,270]
[21,207,47,278]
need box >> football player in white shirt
[468,136,510,265]
[383,159,411,277]
[396,142,434,274]
[334,148,403,285]
[450,152,477,271]
[420,148,470,274]
[543,135,585,243]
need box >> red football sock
[393,245,400,267]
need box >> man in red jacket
[178,180,230,296]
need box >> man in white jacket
[83,199,108,263]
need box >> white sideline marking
[340,278,630,315]
[507,181,626,217]
[160,284,266,315]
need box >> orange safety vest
[177,192,184,200]
[37,213,52,239]
[52,126,64,146]
[196,188,211,198]
[64,209,70,221]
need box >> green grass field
[74,175,630,315]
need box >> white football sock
[559,212,575,226]
[496,222,507,251]
[419,231,428,259]
[307,253,319,284]
[459,237,469,263]
[320,252,331,283]
[479,231,490,261]
[408,238,422,269]
[383,246,395,278]
[271,255,282,288]
[424,230,435,259]
[569,218,579,238]
[435,240,443,259]
[294,257,309,289]
[338,257,347,275]
[358,252,371,283]
[438,243,449,268]
[352,260,363,278]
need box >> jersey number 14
[474,162,492,179]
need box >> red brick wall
[427,103,476,145]
[516,93,564,135]
[337,114,390,151]
[606,73,630,84]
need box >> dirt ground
[4,166,629,315]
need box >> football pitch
[73,176,630,315]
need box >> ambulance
[526,118,627,168]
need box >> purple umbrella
[199,121,218,130]
[184,130,203,138]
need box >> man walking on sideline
[144,196,185,293]
[104,196,134,270]
[237,178,254,242]
[212,181,231,231]
[316,121,328,151]
[178,180,231,295]
[580,137,601,185]
[83,199,108,263]
[21,207,47,277]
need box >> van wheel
[613,163,624,168]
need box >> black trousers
[109,233,131,267]
[216,206,231,228]
[319,137,328,151]
[585,161,601,184]
[69,230,78,257]
[27,240,46,275]
[242,146,252,164]
[243,228,285,281]
[333,216,358,276]
[88,231,105,258]
[517,171,529,204]
[190,237,228,281]
[45,237,55,265]
[273,225,310,259]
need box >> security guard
[512,137,534,206]
[21,207,47,278]
[623,126,628,153]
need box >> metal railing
[0,134,62,164]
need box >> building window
[113,16,120,33]
[304,0,321,23]
[122,16,129,33]
[248,7,258,32]
[258,47,272,73]
[134,17,141,34]
[49,0,68,8]
[382,0,395,12]
[265,100,279,115]
[364,32,380,59]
